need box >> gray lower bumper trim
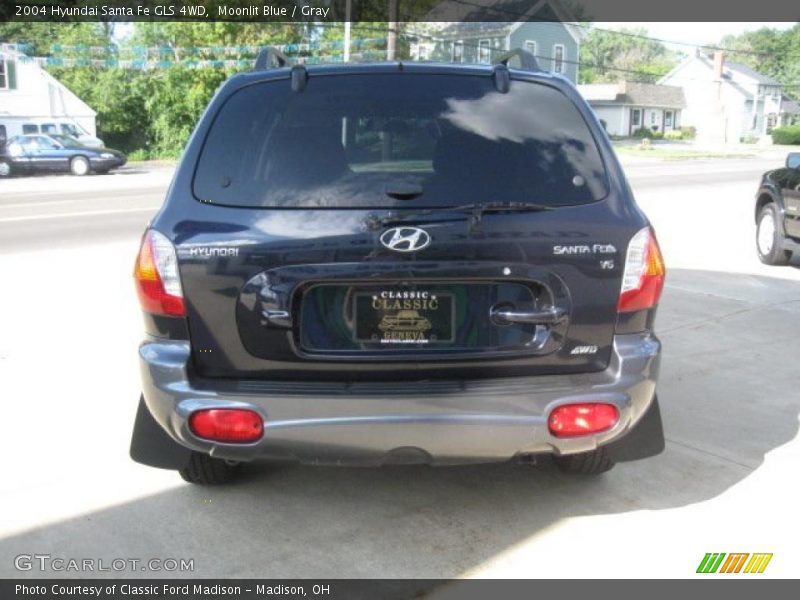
[139,334,660,465]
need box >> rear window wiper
[367,201,554,231]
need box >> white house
[658,52,800,143]
[578,81,685,137]
[0,45,97,141]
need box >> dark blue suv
[130,49,666,484]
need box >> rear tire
[553,446,615,475]
[756,203,791,265]
[70,156,90,176]
[179,452,239,485]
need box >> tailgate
[177,207,632,381]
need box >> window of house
[0,59,6,89]
[632,109,641,127]
[650,112,656,125]
[478,39,491,64]
[524,40,537,57]
[665,111,673,127]
[452,40,463,63]
[553,44,565,74]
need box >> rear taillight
[618,227,666,313]
[134,229,185,317]
[548,403,619,438]
[189,409,264,443]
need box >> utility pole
[343,0,351,62]
[387,0,398,60]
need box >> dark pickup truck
[756,152,800,265]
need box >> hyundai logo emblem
[380,227,431,253]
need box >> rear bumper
[138,334,661,466]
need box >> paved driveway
[0,158,797,578]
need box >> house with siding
[578,81,686,137]
[417,0,585,83]
[0,45,97,143]
[658,52,800,143]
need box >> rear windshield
[193,73,608,209]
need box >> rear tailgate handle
[261,309,291,328]
[490,306,566,326]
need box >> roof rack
[494,48,541,72]
[253,46,308,92]
[254,47,291,71]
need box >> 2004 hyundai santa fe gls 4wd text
[130,49,667,485]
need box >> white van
[0,118,104,148]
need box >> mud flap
[606,395,665,462]
[130,395,192,470]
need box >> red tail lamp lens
[618,227,666,313]
[134,230,186,317]
[548,403,619,438]
[189,409,263,443]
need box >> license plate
[354,291,454,345]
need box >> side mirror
[787,153,800,170]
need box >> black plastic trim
[142,312,190,340]
[615,307,657,334]
[130,396,191,470]
[606,395,665,462]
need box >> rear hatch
[169,67,639,381]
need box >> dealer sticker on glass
[354,290,454,344]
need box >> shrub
[127,149,151,162]
[633,127,654,139]
[664,130,683,140]
[771,126,800,145]
[680,126,696,139]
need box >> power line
[13,21,800,89]
[400,28,800,88]
[436,0,787,59]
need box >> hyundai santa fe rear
[130,51,666,484]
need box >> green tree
[720,24,800,100]
[579,27,678,84]
[0,22,113,57]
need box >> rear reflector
[189,409,264,443]
[134,229,185,317]
[548,403,619,438]
[618,227,666,313]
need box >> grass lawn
[613,145,756,160]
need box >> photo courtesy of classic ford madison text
[1,0,799,586]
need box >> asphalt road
[0,158,798,579]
